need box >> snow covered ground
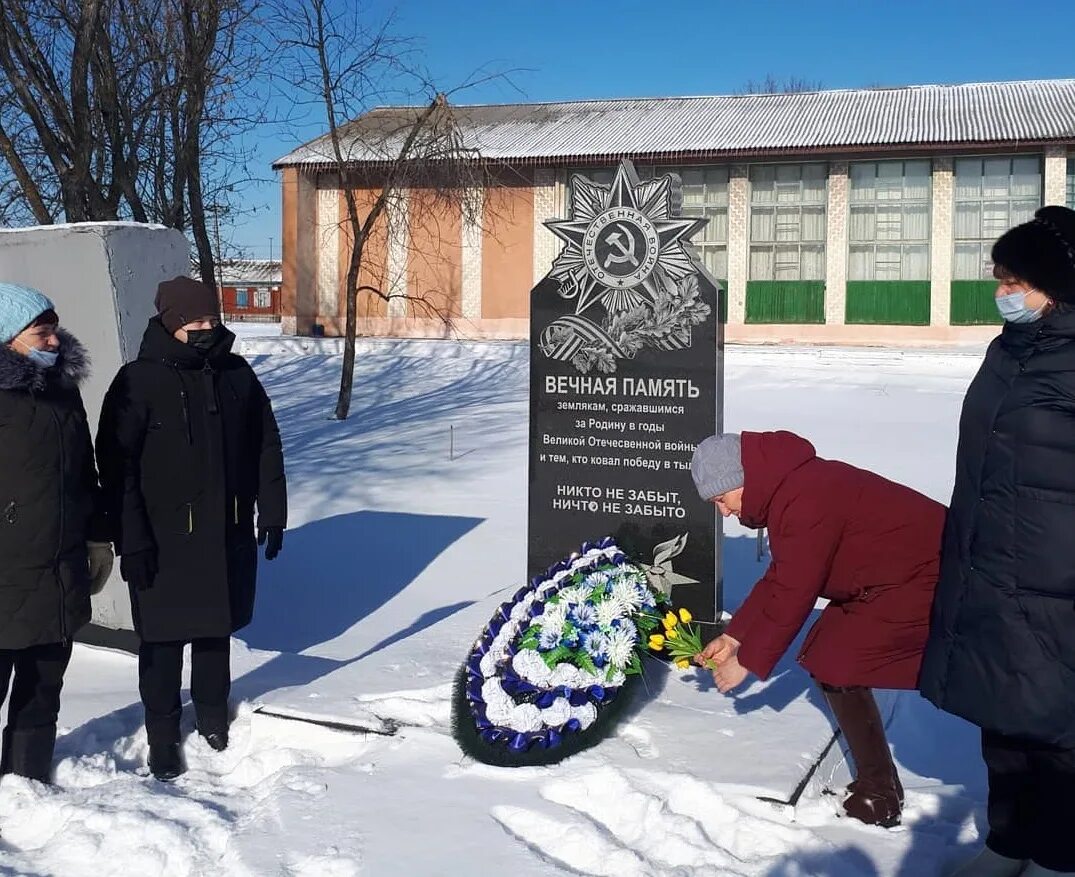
[0,339,992,876]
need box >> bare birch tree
[273,0,496,420]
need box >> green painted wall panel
[745,281,826,324]
[951,281,1002,326]
[845,281,931,326]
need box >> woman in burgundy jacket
[690,430,945,828]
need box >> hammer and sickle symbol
[602,222,640,269]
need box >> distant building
[217,259,282,322]
[274,79,1075,345]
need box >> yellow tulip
[648,634,665,651]
[663,612,677,629]
[666,629,679,640]
[675,659,690,670]
[678,608,693,624]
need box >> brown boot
[820,684,903,828]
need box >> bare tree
[273,0,496,420]
[0,0,267,288]
[738,75,823,95]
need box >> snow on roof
[204,259,281,285]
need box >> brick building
[274,79,1075,345]
[218,259,282,322]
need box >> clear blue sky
[232,0,1075,257]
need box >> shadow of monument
[241,509,483,654]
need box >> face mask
[996,290,1046,324]
[186,324,224,353]
[26,348,59,369]
[13,337,59,369]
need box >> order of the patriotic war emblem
[541,160,713,374]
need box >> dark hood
[0,328,90,392]
[138,316,235,368]
[740,430,817,528]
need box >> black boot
[820,684,903,828]
[148,743,184,782]
[0,726,57,783]
[200,730,228,752]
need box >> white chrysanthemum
[596,596,628,629]
[584,571,611,589]
[556,585,592,606]
[606,627,637,670]
[540,601,568,636]
[611,577,645,612]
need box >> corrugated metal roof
[273,80,1075,169]
[204,259,281,285]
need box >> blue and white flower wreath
[451,536,672,767]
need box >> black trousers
[984,729,1075,871]
[0,642,72,732]
[138,637,230,745]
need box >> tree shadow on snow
[241,509,483,654]
[250,344,529,508]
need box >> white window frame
[848,159,931,281]
[748,163,828,282]
[953,155,1042,280]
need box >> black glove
[258,526,284,561]
[120,550,158,591]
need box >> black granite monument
[528,160,724,621]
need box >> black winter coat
[96,319,287,642]
[920,310,1075,747]
[0,332,103,649]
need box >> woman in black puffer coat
[97,276,287,782]
[0,283,112,783]
[920,206,1075,877]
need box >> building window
[953,156,1041,279]
[235,289,249,308]
[660,166,728,280]
[848,160,930,280]
[255,289,272,309]
[748,163,827,280]
[1067,156,1075,210]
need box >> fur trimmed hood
[0,329,90,393]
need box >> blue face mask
[13,336,60,369]
[995,290,1047,324]
[26,347,59,369]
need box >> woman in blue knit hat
[0,282,112,783]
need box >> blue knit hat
[0,282,55,343]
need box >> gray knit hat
[690,433,744,500]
